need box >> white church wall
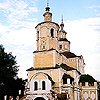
[29,79,52,94]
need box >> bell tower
[35,4,60,51]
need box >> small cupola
[60,16,64,30]
[43,2,52,22]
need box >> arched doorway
[34,97,45,100]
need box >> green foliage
[0,45,19,78]
[0,45,26,99]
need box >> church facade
[23,5,98,100]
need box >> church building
[22,4,98,100]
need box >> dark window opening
[51,28,54,37]
[43,45,45,50]
[57,30,59,33]
[37,31,39,40]
[70,80,72,84]
[34,81,38,90]
[82,82,85,86]
[34,97,45,100]
[63,78,67,84]
[59,45,62,49]
[42,81,46,90]
[63,78,72,84]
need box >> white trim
[29,78,52,94]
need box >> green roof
[79,74,96,83]
[59,29,67,34]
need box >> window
[51,28,54,37]
[88,82,94,86]
[59,45,62,49]
[43,45,45,49]
[82,82,85,86]
[34,81,38,90]
[63,78,67,84]
[42,41,46,50]
[57,30,59,33]
[42,81,46,90]
[37,31,39,40]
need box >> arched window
[42,81,46,90]
[34,81,38,90]
[51,28,54,37]
[37,31,39,40]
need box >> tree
[0,45,19,78]
[0,45,26,99]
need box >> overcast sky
[0,0,100,80]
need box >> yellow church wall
[58,41,70,52]
[39,38,47,50]
[51,69,59,82]
[34,50,54,68]
[63,42,70,52]
[44,15,52,22]
[28,70,50,81]
[33,49,66,69]
[50,69,64,93]
[66,58,78,69]
[40,26,48,37]
[54,51,62,65]
[33,73,48,80]
[46,37,49,50]
[36,40,39,50]
[56,53,67,65]
[49,38,57,50]
[67,71,74,78]
[58,54,78,71]
[35,22,59,51]
[36,22,59,39]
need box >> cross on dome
[45,0,50,11]
[60,16,64,30]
